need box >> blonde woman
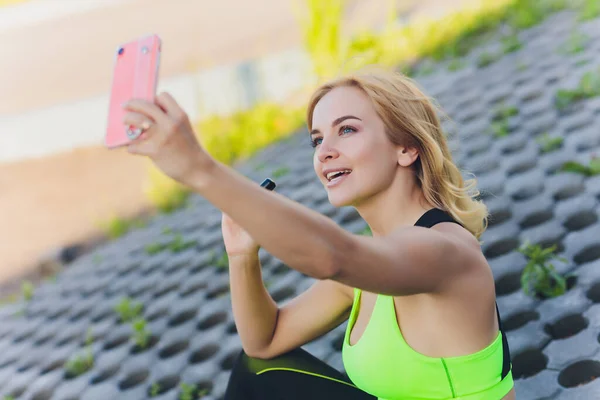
[122,70,516,400]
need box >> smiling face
[310,85,401,208]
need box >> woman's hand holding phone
[121,93,215,186]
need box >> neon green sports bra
[341,209,514,400]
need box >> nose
[317,143,339,164]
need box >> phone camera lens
[118,47,124,55]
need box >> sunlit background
[1,0,600,397]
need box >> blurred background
[0,0,471,289]
[1,0,600,399]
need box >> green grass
[558,158,600,176]
[578,0,600,21]
[21,280,33,301]
[517,240,571,299]
[64,351,94,378]
[131,317,152,350]
[145,232,196,255]
[114,297,143,323]
[65,329,94,379]
[149,382,161,397]
[358,225,372,236]
[209,249,229,269]
[477,51,502,68]
[559,31,588,55]
[536,133,563,153]
[272,167,291,178]
[501,33,522,53]
[447,58,466,72]
[488,104,519,138]
[179,383,210,400]
[555,68,600,110]
[98,214,147,240]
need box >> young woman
[122,70,516,400]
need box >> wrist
[228,251,260,264]
[187,154,218,189]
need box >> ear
[397,146,419,167]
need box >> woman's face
[310,86,400,208]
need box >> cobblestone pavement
[1,8,600,400]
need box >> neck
[355,174,434,237]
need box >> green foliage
[535,133,563,153]
[555,68,600,110]
[488,104,518,138]
[4,396,15,400]
[296,0,345,79]
[272,167,290,178]
[64,351,94,378]
[559,31,588,55]
[99,214,147,240]
[447,59,466,72]
[65,329,94,378]
[501,33,522,53]
[150,382,161,397]
[145,231,196,255]
[209,249,229,269]
[114,297,143,323]
[179,383,195,400]
[21,280,33,301]
[168,233,196,252]
[143,162,193,216]
[494,104,519,120]
[506,0,560,29]
[559,158,600,176]
[179,383,210,400]
[295,0,572,78]
[198,103,305,166]
[145,242,165,255]
[578,0,600,21]
[131,317,151,349]
[477,52,501,68]
[359,225,372,236]
[517,240,570,298]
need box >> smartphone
[105,34,162,149]
[260,178,276,191]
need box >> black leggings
[224,347,376,399]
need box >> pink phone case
[106,34,161,148]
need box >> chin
[327,192,355,208]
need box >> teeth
[326,170,351,181]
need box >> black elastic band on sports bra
[413,208,463,229]
[414,208,512,381]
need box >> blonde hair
[306,69,489,240]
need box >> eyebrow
[310,115,362,136]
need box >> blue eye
[310,126,356,148]
[340,125,356,134]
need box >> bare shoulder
[431,222,483,256]
[431,222,491,282]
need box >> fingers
[122,111,154,131]
[155,92,186,120]
[123,98,169,126]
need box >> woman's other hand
[221,212,261,258]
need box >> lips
[326,171,351,187]
[323,168,352,182]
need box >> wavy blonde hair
[306,69,489,241]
